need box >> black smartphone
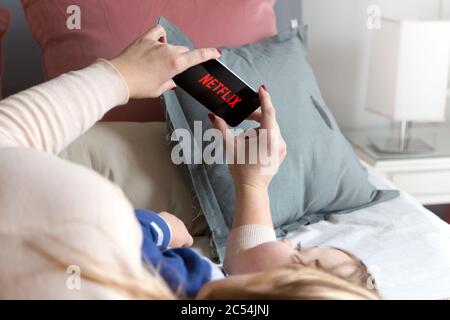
[173,59,260,127]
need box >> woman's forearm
[0,23,220,154]
[232,184,273,229]
[0,60,129,154]
[224,184,276,270]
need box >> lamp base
[370,137,434,154]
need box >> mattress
[285,166,450,300]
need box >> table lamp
[366,18,450,154]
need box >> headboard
[2,0,302,121]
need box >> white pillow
[60,122,208,235]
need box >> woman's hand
[110,25,221,99]
[159,211,194,248]
[209,86,287,193]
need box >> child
[135,208,378,299]
[135,209,225,297]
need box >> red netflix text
[198,73,242,108]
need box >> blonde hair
[26,234,175,300]
[292,247,377,292]
[26,234,378,300]
[200,265,381,300]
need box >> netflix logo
[173,58,260,127]
[198,73,242,109]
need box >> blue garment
[134,209,222,297]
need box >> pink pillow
[0,8,10,98]
[21,0,277,121]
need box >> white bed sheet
[285,167,450,300]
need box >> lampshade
[366,18,450,122]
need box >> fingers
[158,79,177,94]
[173,45,190,54]
[176,47,221,73]
[144,24,167,42]
[209,113,228,139]
[246,109,262,122]
[259,85,279,130]
[208,113,236,149]
[185,234,194,248]
[208,87,278,133]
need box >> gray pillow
[159,17,399,260]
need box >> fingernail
[208,113,215,123]
[261,84,268,92]
[217,48,222,55]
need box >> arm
[233,184,272,228]
[135,209,173,250]
[210,86,287,271]
[0,25,220,154]
[135,209,193,250]
[223,184,277,262]
[0,60,128,153]
[212,86,286,230]
[135,209,213,297]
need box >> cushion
[20,0,277,121]
[0,8,10,97]
[160,17,399,260]
[59,122,208,236]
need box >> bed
[287,166,450,300]
[60,122,450,300]
[5,0,450,300]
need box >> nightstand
[343,124,450,206]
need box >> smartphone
[173,59,260,127]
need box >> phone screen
[173,59,260,127]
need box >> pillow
[159,17,399,260]
[20,0,277,121]
[59,122,208,236]
[0,8,10,98]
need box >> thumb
[208,113,234,151]
[158,79,177,94]
[208,113,227,136]
[185,234,194,248]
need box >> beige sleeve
[0,59,129,153]
[224,224,277,266]
[0,61,173,298]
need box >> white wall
[443,0,450,18]
[443,0,450,119]
[303,0,445,129]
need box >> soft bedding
[285,166,450,300]
[62,123,450,299]
[160,16,398,261]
